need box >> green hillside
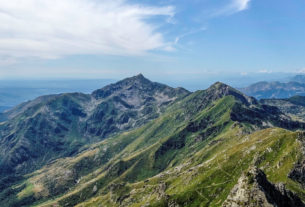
[1,76,305,207]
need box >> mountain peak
[91,74,189,102]
[210,81,230,89]
[207,81,236,95]
[91,74,152,99]
[125,73,150,84]
[205,81,257,105]
[135,73,144,78]
[212,81,226,86]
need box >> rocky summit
[1,75,305,207]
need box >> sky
[0,0,305,82]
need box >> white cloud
[0,0,174,60]
[213,0,251,16]
[174,27,207,45]
[234,0,251,12]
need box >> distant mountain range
[291,74,305,83]
[240,75,305,99]
[1,75,305,207]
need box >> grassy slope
[6,93,305,206]
[11,95,234,206]
[76,128,304,207]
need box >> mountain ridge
[1,75,305,207]
[241,77,305,99]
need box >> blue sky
[0,0,305,82]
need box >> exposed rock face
[289,132,305,186]
[156,182,168,200]
[289,160,305,188]
[87,74,190,137]
[223,167,304,207]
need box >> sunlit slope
[2,81,305,207]
[16,83,304,206]
[75,128,304,207]
[22,94,238,207]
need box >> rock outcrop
[223,167,304,207]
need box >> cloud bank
[0,0,174,60]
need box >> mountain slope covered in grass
[1,76,305,207]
